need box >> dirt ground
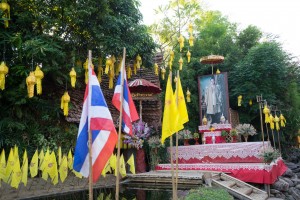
[0,174,116,200]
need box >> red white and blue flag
[112,56,139,135]
[73,62,118,183]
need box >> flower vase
[184,139,190,146]
[194,138,199,145]
[243,135,248,142]
[136,148,146,173]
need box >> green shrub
[185,187,233,200]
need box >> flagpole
[88,50,93,200]
[116,47,126,200]
[175,70,179,194]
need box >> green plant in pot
[259,146,280,164]
[194,132,200,145]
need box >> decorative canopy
[128,78,161,94]
[200,55,224,64]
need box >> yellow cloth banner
[30,150,38,178]
[175,74,189,126]
[21,150,28,186]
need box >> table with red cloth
[199,124,232,144]
[168,141,269,163]
[155,158,287,184]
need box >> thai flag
[73,62,118,183]
[112,55,139,135]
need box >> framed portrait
[198,72,230,125]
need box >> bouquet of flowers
[123,120,152,149]
[178,129,192,139]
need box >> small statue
[220,113,225,124]
[202,115,208,125]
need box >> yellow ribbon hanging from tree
[237,95,242,106]
[61,91,70,116]
[263,105,270,123]
[161,68,166,80]
[178,57,183,70]
[186,51,191,63]
[186,89,191,103]
[188,23,193,35]
[279,114,286,127]
[178,35,185,52]
[69,68,77,88]
[189,35,194,47]
[26,72,36,98]
[34,66,44,95]
[0,61,8,90]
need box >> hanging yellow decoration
[188,23,193,34]
[98,56,103,72]
[238,95,242,106]
[170,50,174,62]
[263,105,270,123]
[69,68,76,88]
[26,72,36,98]
[0,0,10,28]
[178,57,183,70]
[111,55,116,74]
[133,61,137,75]
[127,65,132,79]
[105,58,112,74]
[279,114,286,127]
[154,63,159,75]
[108,69,114,89]
[34,66,44,95]
[249,99,253,106]
[0,61,9,90]
[136,54,142,69]
[116,56,122,75]
[274,114,280,131]
[186,89,191,103]
[168,60,173,70]
[189,35,194,47]
[97,66,103,83]
[216,68,221,74]
[83,59,88,84]
[186,51,191,63]
[178,35,185,52]
[61,91,70,116]
[161,68,166,80]
[269,114,274,130]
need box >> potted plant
[179,129,192,145]
[221,130,227,143]
[235,124,257,142]
[193,132,200,145]
[259,146,280,164]
[230,129,238,143]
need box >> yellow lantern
[269,114,275,130]
[263,105,270,123]
[178,35,184,52]
[26,72,36,98]
[161,68,166,80]
[238,95,242,106]
[154,63,159,75]
[127,65,132,79]
[186,89,191,103]
[249,99,253,106]
[61,91,70,116]
[69,68,77,88]
[34,66,44,95]
[178,57,183,70]
[186,51,191,63]
[189,35,194,47]
[0,0,10,28]
[279,114,286,127]
[188,23,193,34]
[274,114,280,131]
[0,61,8,90]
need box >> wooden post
[115,47,126,200]
[88,50,93,200]
[170,136,176,200]
[175,70,180,194]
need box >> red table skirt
[155,159,287,184]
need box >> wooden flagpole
[88,50,93,200]
[115,47,126,200]
[175,70,180,195]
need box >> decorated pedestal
[199,124,232,144]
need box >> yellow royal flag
[161,73,184,144]
[119,154,126,178]
[39,149,44,170]
[175,74,189,125]
[0,149,6,181]
[59,155,68,183]
[41,148,50,181]
[126,154,135,174]
[57,146,62,166]
[21,150,28,186]
[30,150,39,178]
[109,154,117,171]
[101,160,111,177]
[67,149,73,170]
[47,152,58,185]
[72,169,82,178]
[10,147,21,189]
[5,148,14,183]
